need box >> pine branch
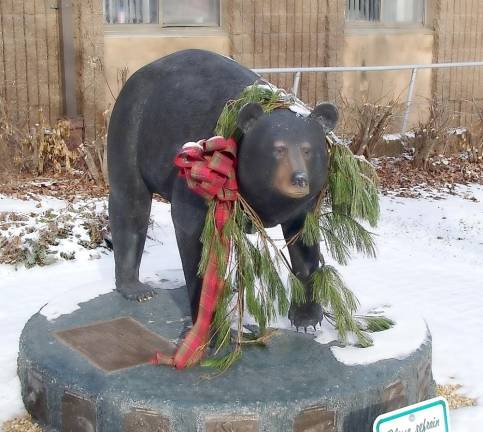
[196,85,386,370]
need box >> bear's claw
[116,281,158,302]
[288,302,324,332]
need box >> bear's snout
[291,171,308,188]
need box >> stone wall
[223,0,345,106]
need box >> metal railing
[252,61,483,133]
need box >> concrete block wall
[72,0,105,142]
[0,0,105,142]
[433,0,483,127]
[223,0,345,107]
[0,0,63,130]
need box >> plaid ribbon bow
[150,136,238,369]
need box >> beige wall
[104,30,230,101]
[343,27,434,129]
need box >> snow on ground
[1,185,482,429]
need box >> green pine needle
[201,348,242,370]
[362,315,395,333]
[301,210,322,246]
[319,212,377,265]
[328,144,380,227]
[289,273,306,304]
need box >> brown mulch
[1,153,482,202]
[0,174,108,201]
[376,153,482,197]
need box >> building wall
[433,0,483,127]
[343,27,434,128]
[0,0,63,130]
[3,0,483,145]
[72,0,105,142]
[224,0,345,106]
[103,30,230,101]
[0,0,105,141]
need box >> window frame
[103,0,223,34]
[345,0,429,29]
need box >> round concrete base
[18,287,435,432]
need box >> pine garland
[197,83,393,370]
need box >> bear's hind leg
[109,181,157,302]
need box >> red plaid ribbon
[150,136,238,369]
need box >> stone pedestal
[18,287,435,431]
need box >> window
[103,0,220,27]
[104,0,158,24]
[346,0,425,24]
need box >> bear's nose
[291,172,308,188]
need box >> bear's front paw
[116,281,158,302]
[288,302,324,332]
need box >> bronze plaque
[55,317,176,372]
[205,415,259,432]
[293,406,336,432]
[124,408,169,432]
[384,380,408,412]
[62,392,96,432]
[25,370,48,424]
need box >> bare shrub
[340,96,400,158]
[466,103,483,164]
[0,97,32,176]
[79,107,110,185]
[32,113,78,175]
[412,100,453,169]
[117,65,129,94]
[1,97,78,177]
[0,235,26,265]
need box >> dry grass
[0,97,77,178]
[1,416,41,432]
[437,384,478,409]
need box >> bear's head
[236,102,338,225]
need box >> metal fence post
[292,72,301,96]
[59,0,78,118]
[402,68,418,133]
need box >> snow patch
[40,279,115,321]
[0,195,65,213]
[1,186,483,428]
[329,315,429,365]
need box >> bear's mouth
[282,187,310,199]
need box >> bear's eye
[301,144,312,158]
[273,143,287,159]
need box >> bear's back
[108,50,258,200]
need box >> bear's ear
[310,102,339,133]
[237,103,264,134]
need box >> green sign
[373,397,450,432]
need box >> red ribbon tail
[149,351,174,367]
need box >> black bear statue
[107,49,338,329]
